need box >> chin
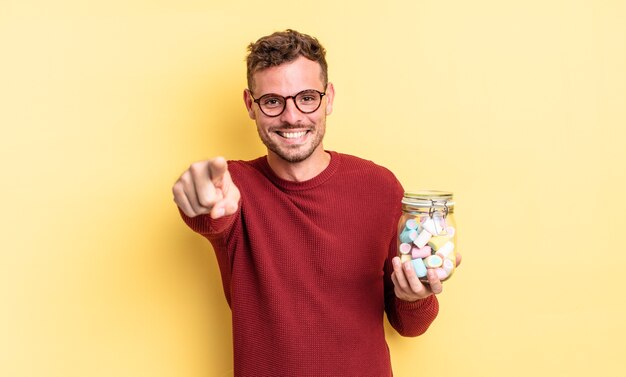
[274,148,316,163]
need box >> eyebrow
[256,89,323,97]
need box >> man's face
[244,56,334,163]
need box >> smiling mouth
[276,130,308,139]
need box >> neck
[267,148,331,182]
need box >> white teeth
[281,131,306,139]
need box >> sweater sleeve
[383,232,440,336]
[178,208,238,240]
[178,206,240,307]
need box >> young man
[173,29,453,376]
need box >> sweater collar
[258,150,341,191]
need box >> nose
[279,97,304,124]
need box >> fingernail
[213,207,225,218]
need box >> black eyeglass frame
[249,89,326,117]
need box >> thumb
[221,176,241,215]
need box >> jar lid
[402,190,455,206]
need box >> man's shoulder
[333,152,404,207]
[335,152,398,181]
[224,156,270,186]
[227,156,265,172]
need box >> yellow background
[2,0,625,376]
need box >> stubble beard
[258,119,326,163]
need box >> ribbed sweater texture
[181,151,439,377]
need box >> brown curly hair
[246,29,328,91]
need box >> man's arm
[385,238,463,337]
[384,237,440,337]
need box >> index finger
[209,157,228,185]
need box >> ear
[324,82,335,115]
[243,89,256,120]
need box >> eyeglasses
[250,89,326,117]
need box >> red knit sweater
[181,151,439,377]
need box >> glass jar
[397,190,457,282]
